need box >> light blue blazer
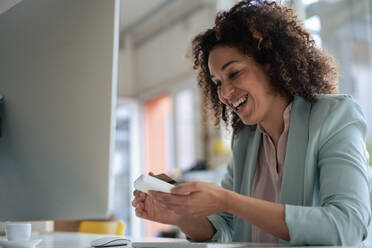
[207,94,371,246]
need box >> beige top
[251,102,293,243]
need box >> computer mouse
[90,236,130,247]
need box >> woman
[132,0,371,245]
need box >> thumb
[171,182,202,195]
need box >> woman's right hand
[132,173,182,225]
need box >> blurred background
[0,0,371,239]
[114,0,372,238]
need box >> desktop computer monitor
[0,0,120,221]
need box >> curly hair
[192,0,338,133]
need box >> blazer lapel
[280,97,311,205]
[246,129,262,196]
[231,126,262,242]
[232,126,262,196]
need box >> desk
[5,232,356,248]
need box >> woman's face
[208,45,278,125]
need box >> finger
[158,201,168,209]
[165,204,193,216]
[132,193,146,203]
[139,192,146,200]
[132,197,144,207]
[134,190,145,199]
[149,190,187,205]
[148,190,171,200]
[136,204,149,216]
[135,208,144,218]
[132,198,141,207]
[171,182,202,194]
[134,190,145,200]
[137,202,145,210]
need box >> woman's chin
[239,117,257,126]
[239,112,258,125]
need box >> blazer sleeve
[285,98,371,246]
[206,134,236,242]
[206,159,234,242]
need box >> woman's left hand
[148,181,230,218]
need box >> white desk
[36,232,111,248]
[2,232,357,248]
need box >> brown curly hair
[192,0,338,133]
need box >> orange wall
[143,94,172,237]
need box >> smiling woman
[207,46,288,137]
[132,0,371,246]
[192,1,338,133]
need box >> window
[175,88,196,170]
[294,0,372,160]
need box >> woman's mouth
[231,95,248,112]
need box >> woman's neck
[259,96,290,147]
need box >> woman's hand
[132,190,182,225]
[149,181,230,218]
[132,173,182,225]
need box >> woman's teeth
[232,96,248,110]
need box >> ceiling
[120,0,169,31]
[0,0,173,32]
[0,0,22,15]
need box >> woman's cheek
[217,91,228,105]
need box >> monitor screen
[0,0,120,221]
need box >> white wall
[118,6,214,98]
[117,4,216,165]
[135,8,211,94]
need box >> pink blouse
[251,102,293,243]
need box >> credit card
[153,173,177,185]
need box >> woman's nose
[220,83,235,100]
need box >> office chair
[78,220,125,235]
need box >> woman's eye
[228,71,239,79]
